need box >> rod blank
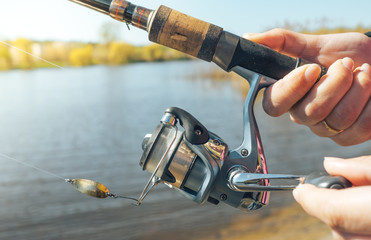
[69,0,111,14]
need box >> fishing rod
[69,0,351,211]
[69,0,327,79]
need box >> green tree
[107,42,135,65]
[40,42,69,66]
[12,38,33,69]
[69,44,93,66]
[92,43,108,65]
[0,43,12,70]
[139,44,166,62]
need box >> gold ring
[322,120,344,134]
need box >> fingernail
[360,63,371,74]
[293,184,305,202]
[324,156,344,163]
[342,57,354,71]
[242,33,259,39]
[324,156,345,169]
[242,33,251,39]
[305,64,321,81]
[292,188,299,201]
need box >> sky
[0,0,370,45]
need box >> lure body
[68,179,110,198]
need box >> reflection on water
[0,61,369,240]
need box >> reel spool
[137,107,269,211]
[139,107,227,204]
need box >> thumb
[243,28,310,58]
[293,184,371,234]
[324,156,371,186]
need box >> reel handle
[304,172,352,189]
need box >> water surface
[0,61,369,239]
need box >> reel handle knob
[304,172,352,189]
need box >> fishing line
[0,40,65,70]
[0,152,66,181]
[0,152,138,202]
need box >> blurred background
[0,0,370,239]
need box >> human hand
[293,155,371,239]
[244,29,371,146]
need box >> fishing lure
[0,152,138,202]
[67,178,112,198]
[67,178,138,201]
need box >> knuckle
[331,106,358,129]
[358,70,371,88]
[289,106,303,122]
[328,60,353,81]
[263,102,282,117]
[289,112,305,125]
[269,28,287,36]
[289,113,303,124]
[262,89,285,117]
[305,103,329,123]
[267,28,287,52]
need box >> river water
[0,61,369,240]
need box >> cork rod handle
[149,6,223,62]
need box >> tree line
[0,39,190,70]
[0,23,369,71]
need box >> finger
[332,229,371,240]
[263,64,321,117]
[331,97,371,146]
[327,64,371,130]
[324,156,371,186]
[290,58,354,127]
[310,63,371,138]
[293,184,371,235]
[332,230,371,240]
[243,29,310,58]
[329,64,371,145]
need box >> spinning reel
[136,69,351,211]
